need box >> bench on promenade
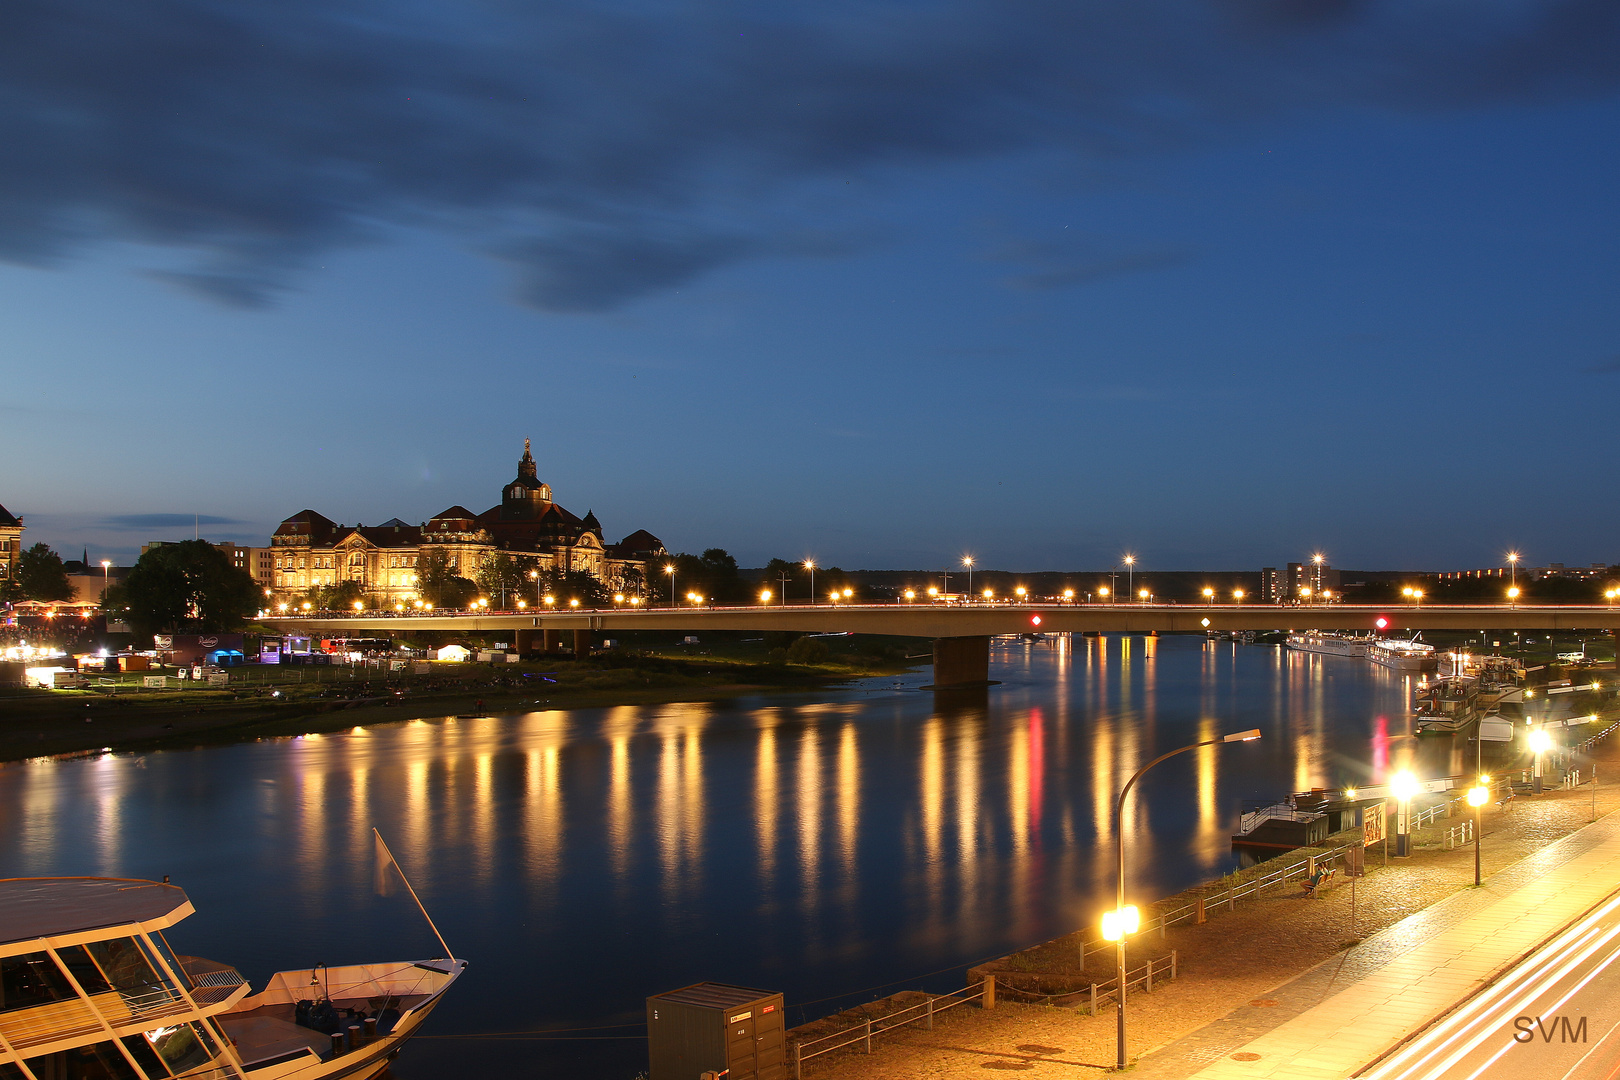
[1301,867,1337,899]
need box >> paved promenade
[1150,812,1620,1079]
[802,775,1620,1080]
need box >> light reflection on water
[0,636,1440,1079]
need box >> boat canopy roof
[0,877,192,948]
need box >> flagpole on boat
[374,828,454,960]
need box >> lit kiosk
[0,877,463,1080]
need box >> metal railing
[790,978,991,1077]
[1577,721,1620,753]
[1237,804,1320,835]
[1444,820,1474,849]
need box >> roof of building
[274,509,338,539]
[0,878,193,947]
[0,503,19,528]
[430,506,477,521]
[349,524,424,547]
[614,529,666,554]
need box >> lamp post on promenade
[664,564,676,608]
[1467,781,1489,886]
[1391,770,1419,857]
[1530,727,1552,794]
[963,556,974,601]
[1123,554,1135,602]
[804,560,815,605]
[1104,727,1262,1071]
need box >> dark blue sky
[5,1,1619,571]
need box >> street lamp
[804,559,816,604]
[1232,589,1245,603]
[1507,586,1520,607]
[759,589,772,604]
[664,564,677,608]
[1508,551,1520,590]
[1467,781,1489,886]
[1063,589,1075,603]
[904,589,916,602]
[963,556,974,599]
[100,560,111,602]
[1124,554,1135,601]
[1202,587,1214,603]
[1106,727,1262,1070]
[1015,586,1027,601]
[1099,586,1111,604]
[1391,770,1419,857]
[1529,727,1552,793]
[1137,588,1149,603]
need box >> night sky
[5,1,1618,571]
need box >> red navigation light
[1375,617,1389,630]
[1031,615,1042,627]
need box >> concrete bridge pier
[543,629,562,652]
[515,629,537,655]
[931,635,991,689]
[573,630,592,658]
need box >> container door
[726,1012,757,1080]
[755,1006,786,1080]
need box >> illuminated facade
[268,441,664,605]
[0,502,20,584]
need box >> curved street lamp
[1105,727,1262,1070]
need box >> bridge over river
[267,603,1620,687]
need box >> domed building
[268,441,665,605]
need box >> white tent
[436,644,471,662]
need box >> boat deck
[220,995,428,1067]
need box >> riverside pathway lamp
[1529,727,1552,793]
[1391,770,1419,857]
[963,556,974,599]
[804,560,816,604]
[664,564,677,607]
[1467,781,1489,885]
[1107,727,1262,1071]
[1233,589,1245,603]
[1124,554,1135,600]
[1202,587,1214,602]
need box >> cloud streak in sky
[3,1,1619,310]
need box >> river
[0,635,1452,1078]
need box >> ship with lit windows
[0,877,463,1080]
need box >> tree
[536,567,612,608]
[610,562,646,598]
[113,539,259,639]
[476,553,539,607]
[303,579,367,611]
[414,548,457,604]
[17,543,73,602]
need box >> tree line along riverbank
[0,637,922,764]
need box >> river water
[0,636,1455,1078]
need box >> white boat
[1285,632,1370,658]
[1369,637,1437,672]
[0,876,463,1080]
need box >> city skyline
[4,3,1619,569]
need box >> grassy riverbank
[0,639,922,764]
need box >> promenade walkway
[1143,811,1620,1079]
[802,773,1620,1079]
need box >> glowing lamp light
[927,586,938,596]
[569,598,580,608]
[353,601,363,611]
[1063,589,1074,599]
[904,589,916,601]
[983,588,993,598]
[1101,905,1140,942]
[759,590,772,603]
[1528,729,1553,754]
[1390,770,1420,801]
[1344,787,1357,800]
[1467,785,1489,808]
[844,587,853,598]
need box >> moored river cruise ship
[0,877,463,1080]
[1284,632,1371,658]
[1368,637,1438,673]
